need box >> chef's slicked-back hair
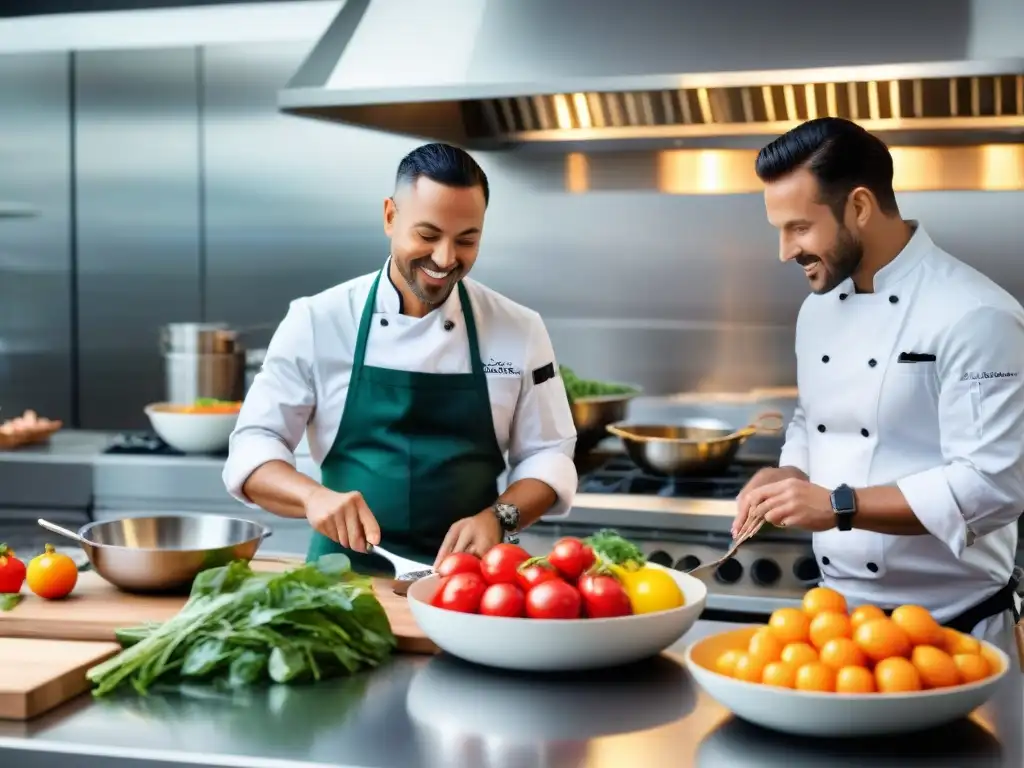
[755,117,899,220]
[395,142,490,206]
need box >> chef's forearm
[241,460,321,520]
[852,486,929,535]
[497,479,558,528]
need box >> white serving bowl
[144,403,239,454]
[406,563,707,672]
[684,626,1010,737]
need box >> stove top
[577,456,772,498]
[103,432,227,458]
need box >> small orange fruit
[942,627,981,656]
[854,618,912,662]
[780,642,819,667]
[875,657,922,692]
[25,544,78,600]
[849,604,886,629]
[769,607,812,645]
[748,627,784,663]
[835,665,876,693]
[809,611,853,649]
[953,653,991,683]
[761,661,797,688]
[819,637,868,670]
[715,649,743,677]
[802,586,848,617]
[911,645,960,689]
[794,662,836,692]
[891,605,944,646]
[733,652,766,683]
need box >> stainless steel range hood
[279,0,1024,150]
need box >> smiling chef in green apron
[222,143,578,573]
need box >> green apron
[306,269,507,574]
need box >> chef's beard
[395,254,462,306]
[797,226,864,295]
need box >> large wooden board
[0,638,120,720]
[0,559,436,655]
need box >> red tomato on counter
[517,562,561,592]
[435,552,481,578]
[525,580,582,620]
[578,572,632,618]
[433,572,487,614]
[479,583,526,617]
[0,543,26,594]
[547,537,595,581]
[480,543,531,585]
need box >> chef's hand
[734,466,808,538]
[303,487,382,553]
[738,477,836,538]
[434,510,502,569]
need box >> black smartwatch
[830,484,857,531]
[493,502,520,532]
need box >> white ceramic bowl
[684,626,1010,737]
[144,403,239,454]
[406,563,707,672]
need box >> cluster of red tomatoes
[430,537,633,620]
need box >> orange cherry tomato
[26,544,78,599]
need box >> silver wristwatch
[493,502,520,533]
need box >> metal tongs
[686,520,764,575]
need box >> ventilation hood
[279,0,1024,150]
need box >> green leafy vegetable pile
[584,529,647,567]
[87,554,396,697]
[560,365,638,403]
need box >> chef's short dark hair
[395,143,490,205]
[755,117,899,219]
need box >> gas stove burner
[104,432,185,456]
[578,456,770,498]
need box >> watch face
[832,485,855,513]
[495,503,519,530]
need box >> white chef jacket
[779,222,1024,634]
[223,260,579,518]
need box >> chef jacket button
[839,293,848,301]
[866,562,879,573]
[822,355,830,363]
[817,424,826,433]
[821,556,830,565]
[443,320,455,331]
[379,318,389,327]
[861,428,870,437]
[889,295,899,304]
[868,358,877,367]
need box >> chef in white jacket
[223,143,577,574]
[733,118,1023,658]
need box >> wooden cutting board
[0,638,120,720]
[0,559,437,655]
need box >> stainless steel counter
[0,620,1020,768]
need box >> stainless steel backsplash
[2,40,1024,428]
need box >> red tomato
[480,543,531,585]
[578,572,632,618]
[525,580,582,620]
[0,543,26,594]
[479,583,526,617]
[429,577,450,607]
[436,552,481,578]
[434,572,487,614]
[517,562,561,591]
[547,537,595,581]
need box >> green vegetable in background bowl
[560,365,639,404]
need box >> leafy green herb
[560,365,638,404]
[585,529,647,567]
[86,554,396,697]
[0,593,21,612]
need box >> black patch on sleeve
[532,362,556,386]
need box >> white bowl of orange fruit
[144,399,242,454]
[684,587,1009,737]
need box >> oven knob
[750,558,781,587]
[714,557,744,584]
[674,555,701,572]
[647,550,673,567]
[793,556,821,584]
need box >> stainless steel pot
[164,350,245,404]
[38,514,272,594]
[161,322,238,354]
[571,392,640,457]
[606,411,784,477]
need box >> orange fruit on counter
[891,605,944,646]
[768,607,812,645]
[942,627,981,655]
[780,641,819,667]
[849,604,886,629]
[733,652,766,683]
[794,662,836,692]
[748,627,784,663]
[835,665,876,693]
[911,645,960,689]
[25,544,78,600]
[875,657,923,692]
[809,611,853,649]
[715,649,743,677]
[818,637,868,670]
[802,586,848,617]
[761,661,797,689]
[953,653,992,683]
[854,618,912,662]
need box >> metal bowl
[74,514,272,594]
[570,391,641,457]
[607,411,783,477]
